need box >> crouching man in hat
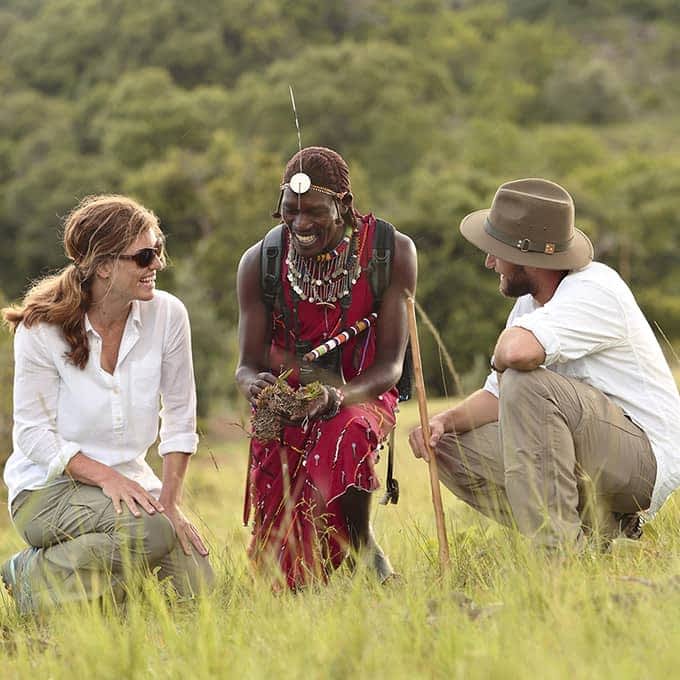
[409,178,680,549]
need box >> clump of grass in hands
[250,369,323,441]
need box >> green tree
[229,40,457,196]
[465,20,576,123]
[89,68,218,169]
[2,110,122,296]
[543,58,634,124]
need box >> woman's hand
[100,469,165,517]
[162,503,209,557]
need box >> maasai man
[236,146,417,589]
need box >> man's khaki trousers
[9,480,214,610]
[436,368,657,548]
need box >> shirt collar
[84,301,143,336]
[129,300,142,327]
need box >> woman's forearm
[159,452,191,506]
[65,452,118,487]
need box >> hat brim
[459,209,593,270]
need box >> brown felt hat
[459,178,593,270]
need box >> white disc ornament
[289,172,312,194]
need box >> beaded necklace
[286,226,362,305]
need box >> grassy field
[1,398,680,679]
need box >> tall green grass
[1,399,679,679]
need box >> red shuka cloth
[247,215,398,589]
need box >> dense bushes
[2,0,680,411]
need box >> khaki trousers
[436,368,657,548]
[9,481,214,609]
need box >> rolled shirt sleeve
[510,280,626,366]
[158,297,199,455]
[12,324,82,480]
[483,369,500,398]
[482,297,529,398]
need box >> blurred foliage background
[2,0,680,453]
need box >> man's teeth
[296,234,316,245]
[140,275,155,283]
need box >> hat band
[484,217,571,255]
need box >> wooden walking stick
[406,294,451,571]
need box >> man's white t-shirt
[484,262,680,516]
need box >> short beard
[501,265,536,298]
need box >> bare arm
[408,389,499,462]
[341,230,418,406]
[492,327,545,372]
[159,452,208,556]
[234,243,278,403]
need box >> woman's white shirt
[4,290,198,506]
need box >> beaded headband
[272,171,348,218]
[280,172,347,199]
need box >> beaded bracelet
[319,385,345,420]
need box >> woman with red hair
[2,195,213,613]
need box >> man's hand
[100,470,165,517]
[408,412,450,462]
[285,385,341,422]
[306,385,332,420]
[162,503,209,557]
[247,372,278,405]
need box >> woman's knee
[116,510,177,563]
[146,512,177,561]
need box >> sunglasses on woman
[118,241,164,268]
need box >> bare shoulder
[393,229,417,262]
[392,229,417,289]
[237,241,265,294]
[237,241,262,276]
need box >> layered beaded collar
[285,224,362,306]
